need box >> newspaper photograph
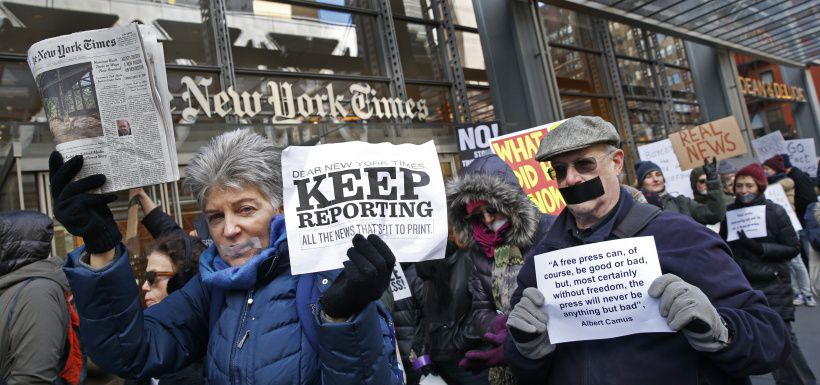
[27,23,178,193]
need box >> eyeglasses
[144,270,174,286]
[547,151,615,181]
[467,206,499,222]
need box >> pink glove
[458,314,508,371]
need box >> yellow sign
[738,76,805,102]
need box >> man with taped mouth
[503,116,791,384]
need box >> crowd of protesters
[2,116,820,385]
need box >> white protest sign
[533,236,672,344]
[282,141,448,274]
[725,206,767,241]
[390,265,412,301]
[638,139,693,198]
[751,131,786,163]
[786,139,817,176]
[765,183,803,232]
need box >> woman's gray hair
[184,129,282,210]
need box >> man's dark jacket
[505,188,790,385]
[786,167,817,226]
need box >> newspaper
[27,24,178,192]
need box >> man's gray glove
[506,288,555,359]
[648,274,730,352]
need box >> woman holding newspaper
[51,129,403,384]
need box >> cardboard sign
[725,206,767,242]
[533,237,672,344]
[281,141,448,274]
[390,265,412,301]
[637,139,693,198]
[751,131,787,163]
[668,116,747,171]
[786,139,817,176]
[457,121,500,168]
[490,120,567,214]
[765,183,803,232]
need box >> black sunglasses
[547,151,615,181]
[467,206,500,222]
[144,270,175,286]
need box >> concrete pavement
[752,304,820,385]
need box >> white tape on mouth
[218,237,262,259]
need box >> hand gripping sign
[282,141,448,274]
[534,236,672,344]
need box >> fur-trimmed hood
[447,156,540,250]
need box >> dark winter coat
[659,168,724,225]
[62,216,401,385]
[786,167,817,226]
[0,211,71,385]
[506,188,790,385]
[447,155,555,334]
[691,166,734,207]
[721,194,799,322]
[390,263,423,385]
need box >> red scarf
[472,221,510,258]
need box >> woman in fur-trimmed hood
[447,155,555,385]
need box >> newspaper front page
[28,24,178,192]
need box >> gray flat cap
[535,116,621,162]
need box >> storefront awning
[545,0,818,67]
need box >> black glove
[320,234,396,318]
[703,157,718,181]
[737,230,763,255]
[49,151,121,253]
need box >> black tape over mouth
[558,177,605,205]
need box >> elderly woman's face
[204,184,275,267]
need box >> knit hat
[735,163,768,193]
[763,155,787,174]
[717,160,736,175]
[634,161,662,185]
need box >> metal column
[202,0,237,124]
[437,0,472,123]
[376,0,409,136]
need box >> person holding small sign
[634,158,726,225]
[49,129,403,385]
[504,116,789,385]
[720,163,817,384]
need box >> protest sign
[282,141,448,274]
[786,139,817,176]
[390,265,412,301]
[668,116,747,171]
[637,139,693,198]
[765,183,803,232]
[457,121,500,168]
[751,131,786,163]
[725,206,767,241]
[533,237,672,344]
[490,120,567,214]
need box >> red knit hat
[763,155,787,174]
[735,163,768,192]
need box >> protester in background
[721,163,816,384]
[506,116,789,384]
[51,129,402,384]
[0,211,80,385]
[763,156,796,210]
[802,202,820,297]
[691,164,734,206]
[719,160,737,200]
[447,154,555,385]
[635,158,726,225]
[779,154,817,226]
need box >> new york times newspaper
[27,24,178,192]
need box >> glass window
[0,1,214,65]
[455,31,488,86]
[560,96,614,122]
[228,2,385,76]
[168,71,225,125]
[608,22,648,59]
[404,84,452,123]
[538,5,598,49]
[395,21,446,81]
[0,165,19,211]
[391,0,434,19]
[551,48,608,94]
[21,172,38,211]
[627,100,664,142]
[672,103,701,129]
[298,0,376,9]
[653,34,688,67]
[665,67,696,102]
[467,88,495,122]
[449,0,477,28]
[0,61,41,122]
[618,59,656,98]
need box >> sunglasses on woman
[547,150,615,181]
[467,206,500,222]
[144,270,175,286]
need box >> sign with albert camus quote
[669,116,747,171]
[534,237,673,344]
[282,141,448,274]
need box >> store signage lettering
[738,76,805,102]
[179,76,430,122]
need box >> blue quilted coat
[63,216,402,385]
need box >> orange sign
[490,120,567,215]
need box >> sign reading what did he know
[282,141,448,275]
[534,237,672,344]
